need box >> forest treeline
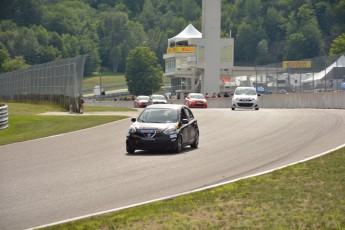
[0,0,344,75]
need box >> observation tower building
[163,0,234,99]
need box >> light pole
[99,72,102,96]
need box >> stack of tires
[0,104,9,129]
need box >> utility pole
[99,72,102,96]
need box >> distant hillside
[0,0,344,74]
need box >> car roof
[146,104,187,110]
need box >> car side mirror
[181,118,189,124]
[131,117,136,122]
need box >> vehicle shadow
[125,147,196,156]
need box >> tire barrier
[0,104,9,130]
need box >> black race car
[126,104,199,154]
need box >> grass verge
[0,102,135,146]
[43,147,345,230]
[82,72,170,94]
[82,73,126,93]
[81,106,136,112]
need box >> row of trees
[0,0,345,75]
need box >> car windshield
[137,96,149,100]
[190,94,205,99]
[235,88,257,95]
[138,108,178,123]
[151,95,165,100]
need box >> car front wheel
[126,146,135,154]
[191,131,199,148]
[173,135,183,153]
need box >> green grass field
[0,102,135,146]
[82,72,169,94]
[82,72,127,93]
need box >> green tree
[146,27,168,67]
[330,33,345,55]
[49,32,64,51]
[222,3,237,38]
[123,0,145,18]
[332,0,345,35]
[38,45,60,63]
[235,21,266,64]
[17,27,41,64]
[0,42,10,72]
[244,0,262,20]
[284,4,324,60]
[0,0,43,26]
[42,1,97,36]
[1,56,29,72]
[256,39,269,65]
[98,11,129,71]
[265,7,286,42]
[125,46,163,96]
[138,0,163,31]
[79,36,101,76]
[62,34,80,58]
[98,11,146,72]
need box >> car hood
[190,98,206,101]
[233,95,257,100]
[152,99,167,102]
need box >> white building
[163,0,234,99]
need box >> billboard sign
[282,61,312,69]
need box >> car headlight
[163,125,178,135]
[128,125,136,134]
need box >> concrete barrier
[84,92,345,110]
[259,92,345,109]
[0,104,9,129]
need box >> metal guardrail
[0,104,9,129]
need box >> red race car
[134,95,150,108]
[184,93,208,108]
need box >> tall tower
[201,0,221,95]
[163,0,233,99]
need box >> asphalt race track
[1,109,345,230]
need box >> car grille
[195,101,205,105]
[239,98,252,102]
[238,103,254,107]
[137,129,161,138]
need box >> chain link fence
[230,53,345,94]
[0,55,87,111]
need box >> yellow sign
[167,46,195,54]
[167,48,175,53]
[283,61,312,68]
[177,47,195,52]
